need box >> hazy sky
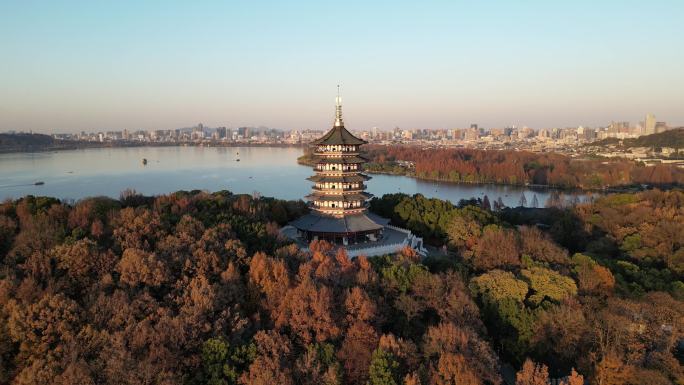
[1,0,683,133]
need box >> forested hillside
[590,128,684,149]
[0,133,97,153]
[363,146,684,188]
[300,146,684,189]
[0,189,681,384]
[0,133,57,152]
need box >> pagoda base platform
[283,213,427,258]
[289,211,388,244]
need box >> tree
[276,276,340,343]
[403,372,422,385]
[446,216,481,251]
[345,286,377,324]
[367,348,400,385]
[515,359,549,385]
[338,321,379,385]
[378,334,419,372]
[481,196,491,211]
[199,338,233,385]
[531,194,539,208]
[410,272,483,331]
[545,191,562,208]
[470,271,529,304]
[469,227,520,270]
[7,293,83,382]
[55,359,96,385]
[531,299,590,375]
[571,253,615,295]
[422,322,501,384]
[178,274,219,341]
[519,226,569,265]
[497,197,505,209]
[197,338,256,385]
[112,207,161,251]
[117,248,169,287]
[520,267,577,306]
[240,331,293,385]
[561,369,584,385]
[54,238,115,285]
[248,252,291,313]
[0,215,17,258]
[494,197,505,211]
[594,353,634,385]
[469,273,537,364]
[295,343,341,385]
[431,353,479,385]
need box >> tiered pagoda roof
[311,125,367,146]
[290,212,386,233]
[305,192,373,202]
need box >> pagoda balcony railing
[311,185,367,193]
[314,169,364,175]
[311,206,368,215]
[309,201,370,209]
[313,151,360,157]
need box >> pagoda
[291,89,386,245]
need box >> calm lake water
[0,146,578,207]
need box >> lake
[0,146,580,207]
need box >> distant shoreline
[296,154,677,195]
[0,141,307,155]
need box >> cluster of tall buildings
[353,113,672,145]
[53,124,298,144]
[45,113,674,150]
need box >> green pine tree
[367,348,400,385]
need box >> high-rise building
[655,121,668,133]
[217,127,227,139]
[644,113,656,135]
[371,126,379,139]
[608,121,629,136]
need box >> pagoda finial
[334,85,344,128]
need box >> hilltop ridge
[589,128,684,149]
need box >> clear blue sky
[1,0,683,132]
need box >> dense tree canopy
[0,189,681,384]
[361,145,684,189]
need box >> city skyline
[2,1,684,133]
[5,111,674,136]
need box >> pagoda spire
[334,84,344,128]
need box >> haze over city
[2,0,683,133]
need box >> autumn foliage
[362,145,684,188]
[0,189,682,385]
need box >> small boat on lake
[34,181,45,186]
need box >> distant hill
[0,133,91,153]
[0,133,55,150]
[589,128,684,148]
